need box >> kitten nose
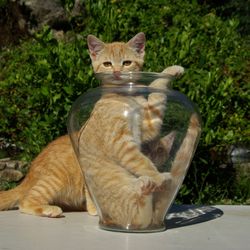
[113,71,121,79]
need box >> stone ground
[0,205,249,250]
[0,137,28,190]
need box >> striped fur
[0,136,86,217]
[79,112,200,228]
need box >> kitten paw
[154,172,172,192]
[163,65,184,77]
[135,173,172,195]
[41,205,63,218]
[136,176,157,195]
[87,206,98,216]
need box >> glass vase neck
[95,72,175,88]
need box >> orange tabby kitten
[0,33,170,217]
[77,34,200,229]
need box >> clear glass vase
[67,72,201,233]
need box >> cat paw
[135,174,172,195]
[136,176,157,195]
[154,172,172,192]
[41,205,63,218]
[87,205,98,216]
[163,65,184,77]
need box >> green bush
[0,27,97,158]
[0,0,249,203]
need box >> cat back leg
[19,177,65,217]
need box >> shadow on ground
[166,204,223,229]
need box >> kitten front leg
[162,65,184,78]
[140,66,184,142]
[117,139,169,188]
[149,65,184,90]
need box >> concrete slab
[0,205,249,250]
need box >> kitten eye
[123,60,132,66]
[103,61,112,67]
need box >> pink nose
[113,71,121,80]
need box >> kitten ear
[87,35,105,59]
[127,32,145,57]
[160,131,176,156]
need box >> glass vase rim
[95,71,175,86]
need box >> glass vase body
[67,72,201,232]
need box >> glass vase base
[99,221,167,233]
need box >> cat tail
[170,113,201,182]
[0,184,26,210]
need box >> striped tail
[0,185,24,210]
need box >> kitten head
[87,33,145,74]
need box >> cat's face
[87,33,145,74]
